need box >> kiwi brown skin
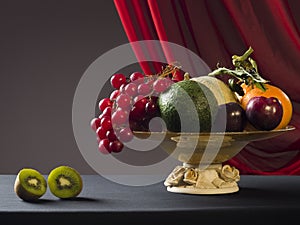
[47,165,83,199]
[14,168,47,202]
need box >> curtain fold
[114,0,300,175]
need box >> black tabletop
[0,175,299,225]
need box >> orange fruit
[240,83,293,130]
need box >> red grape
[98,139,111,154]
[98,113,108,121]
[110,89,120,100]
[100,117,113,131]
[116,93,131,109]
[106,129,117,141]
[112,109,128,126]
[153,78,170,93]
[102,107,112,117]
[118,127,133,142]
[129,120,140,131]
[133,95,144,104]
[96,126,107,140]
[124,82,138,97]
[130,97,148,120]
[130,72,144,84]
[90,118,101,131]
[137,83,151,96]
[145,99,159,117]
[134,97,148,110]
[99,98,112,112]
[110,73,127,89]
[109,140,124,153]
[172,70,184,82]
[164,78,173,89]
[130,106,144,121]
[119,83,127,93]
[146,79,154,87]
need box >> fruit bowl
[133,125,295,194]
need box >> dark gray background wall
[0,0,132,174]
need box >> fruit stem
[184,72,190,80]
[208,46,269,92]
[232,46,259,74]
[232,46,254,66]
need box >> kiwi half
[47,165,83,199]
[14,168,47,201]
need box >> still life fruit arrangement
[90,47,293,154]
[13,47,293,201]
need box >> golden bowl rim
[132,125,295,137]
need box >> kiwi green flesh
[48,166,82,199]
[14,169,47,201]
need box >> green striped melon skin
[158,79,218,133]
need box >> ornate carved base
[164,163,240,195]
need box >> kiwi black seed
[14,168,47,201]
[47,165,83,199]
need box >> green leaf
[254,82,267,92]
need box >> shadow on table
[21,197,102,204]
[57,196,100,202]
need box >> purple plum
[212,102,246,132]
[246,96,283,131]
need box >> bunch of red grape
[90,65,184,154]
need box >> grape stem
[157,62,182,79]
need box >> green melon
[158,79,218,132]
[191,76,238,105]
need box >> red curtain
[114,0,300,175]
